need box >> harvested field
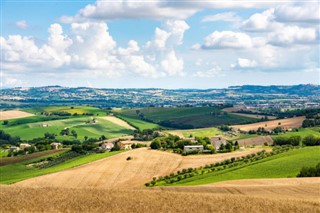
[237,136,273,146]
[0,184,319,213]
[101,116,136,130]
[231,116,305,131]
[0,110,34,120]
[0,149,66,166]
[159,177,320,202]
[14,148,267,189]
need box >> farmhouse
[183,145,204,152]
[118,141,133,150]
[101,142,114,150]
[210,136,227,150]
[9,146,20,152]
[51,143,62,150]
[19,143,31,149]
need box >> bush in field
[297,163,320,177]
[303,135,320,146]
[150,141,161,149]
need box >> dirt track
[0,110,34,120]
[14,148,267,189]
[231,116,305,131]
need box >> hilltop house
[20,143,31,149]
[183,145,204,152]
[9,146,20,152]
[210,136,227,150]
[119,141,133,150]
[51,142,62,150]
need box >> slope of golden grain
[237,136,274,146]
[158,177,320,201]
[231,116,305,131]
[0,110,34,120]
[15,148,267,189]
[100,116,136,130]
[0,184,319,213]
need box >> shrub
[297,163,320,177]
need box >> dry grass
[231,116,305,131]
[14,148,268,189]
[237,136,274,146]
[0,184,319,213]
[101,116,136,130]
[0,110,34,120]
[159,178,320,201]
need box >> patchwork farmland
[115,107,258,129]
[231,116,306,131]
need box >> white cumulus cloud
[203,31,253,49]
[202,12,241,22]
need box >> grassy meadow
[0,150,124,184]
[2,116,134,141]
[272,127,320,139]
[164,146,320,186]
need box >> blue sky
[1,0,319,88]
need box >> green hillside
[2,116,134,141]
[167,146,320,186]
[116,107,258,129]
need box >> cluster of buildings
[7,142,62,153]
[183,136,228,153]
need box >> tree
[2,120,8,125]
[84,136,88,141]
[111,143,120,151]
[99,135,107,141]
[71,130,78,138]
[150,141,161,149]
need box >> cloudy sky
[1,0,320,88]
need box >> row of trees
[133,129,161,141]
[146,146,296,187]
[273,135,320,146]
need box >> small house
[119,141,133,150]
[101,142,114,150]
[51,142,62,150]
[183,145,204,152]
[20,143,31,149]
[210,136,227,150]
[42,123,50,127]
[9,146,20,152]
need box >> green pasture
[165,146,320,186]
[2,116,134,141]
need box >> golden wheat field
[14,148,267,189]
[236,136,274,146]
[231,116,305,131]
[0,183,319,213]
[0,110,34,120]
